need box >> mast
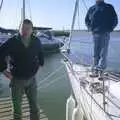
[67,0,79,53]
[23,0,25,21]
[0,0,3,13]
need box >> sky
[0,0,119,30]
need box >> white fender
[72,106,83,120]
[66,95,76,120]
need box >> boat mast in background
[67,0,79,53]
[0,0,3,13]
[22,0,26,21]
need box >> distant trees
[52,30,70,37]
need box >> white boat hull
[65,61,120,120]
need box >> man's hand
[3,70,13,80]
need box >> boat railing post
[103,79,106,112]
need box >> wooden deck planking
[0,95,48,120]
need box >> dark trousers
[10,77,40,120]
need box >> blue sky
[0,0,119,30]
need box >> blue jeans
[92,32,110,71]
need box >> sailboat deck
[0,95,48,120]
[65,60,120,120]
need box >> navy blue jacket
[0,34,44,79]
[85,1,118,33]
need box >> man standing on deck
[85,0,118,79]
[0,19,44,120]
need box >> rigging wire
[28,0,32,20]
[84,87,114,120]
[81,0,88,11]
[109,92,120,105]
[68,0,80,51]
[105,94,120,110]
[71,71,94,120]
[0,0,3,13]
[77,2,81,30]
[80,84,96,120]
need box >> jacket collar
[96,1,105,5]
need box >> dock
[0,95,48,120]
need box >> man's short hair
[22,19,33,28]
